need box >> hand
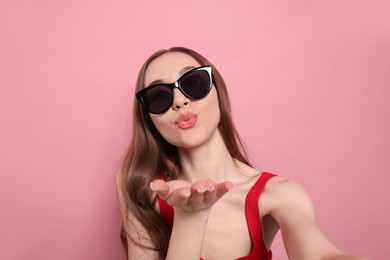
[150,179,233,215]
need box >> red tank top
[158,172,276,260]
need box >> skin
[118,52,370,260]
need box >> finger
[188,181,208,208]
[150,179,171,200]
[215,181,233,199]
[166,187,191,208]
[166,179,192,190]
[203,180,217,204]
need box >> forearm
[151,179,232,260]
[166,211,210,260]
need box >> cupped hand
[150,179,233,214]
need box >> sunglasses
[136,65,213,114]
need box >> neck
[177,130,242,183]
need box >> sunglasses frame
[136,65,213,114]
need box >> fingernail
[207,185,215,191]
[197,187,206,193]
[182,190,191,198]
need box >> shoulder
[262,175,315,224]
[261,174,370,259]
[264,175,311,200]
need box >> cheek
[149,116,178,144]
[154,124,180,147]
[204,88,221,120]
[150,117,171,135]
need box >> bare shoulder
[263,175,315,222]
[264,175,310,198]
[262,175,371,260]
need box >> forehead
[144,52,201,86]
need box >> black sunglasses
[136,65,213,114]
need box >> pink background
[1,1,389,259]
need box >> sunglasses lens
[142,86,173,114]
[180,70,211,98]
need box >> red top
[158,172,276,260]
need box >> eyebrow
[179,66,196,75]
[147,66,196,87]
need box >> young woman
[117,47,368,260]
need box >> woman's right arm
[117,173,232,260]
[117,174,232,260]
[151,179,233,260]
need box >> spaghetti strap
[246,172,276,238]
[240,172,276,260]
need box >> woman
[117,47,368,260]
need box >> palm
[151,178,233,214]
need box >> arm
[269,178,370,260]
[117,173,232,260]
[151,179,233,260]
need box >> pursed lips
[175,112,198,129]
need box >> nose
[172,88,190,111]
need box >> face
[143,52,221,149]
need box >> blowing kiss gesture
[150,179,233,215]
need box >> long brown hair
[118,47,251,259]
